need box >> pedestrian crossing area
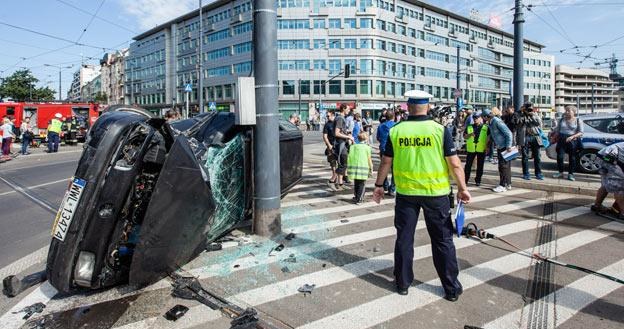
[1,163,623,329]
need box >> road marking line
[40,193,538,317]
[297,221,624,329]
[482,259,624,329]
[0,246,49,281]
[122,219,544,329]
[0,178,69,197]
[0,176,57,213]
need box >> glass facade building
[126,0,554,119]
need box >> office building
[67,64,100,102]
[555,65,618,114]
[126,0,554,119]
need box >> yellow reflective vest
[347,143,371,180]
[465,124,488,153]
[389,120,450,196]
[48,119,62,133]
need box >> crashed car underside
[46,107,303,293]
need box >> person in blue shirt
[352,113,362,143]
[376,111,396,195]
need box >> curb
[478,176,596,196]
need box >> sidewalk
[304,140,601,196]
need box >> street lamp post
[591,83,596,113]
[44,64,73,101]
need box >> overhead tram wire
[540,0,577,47]
[74,0,108,44]
[0,21,117,51]
[524,4,577,48]
[526,1,624,7]
[54,0,137,34]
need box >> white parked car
[546,113,624,174]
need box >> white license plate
[52,178,87,241]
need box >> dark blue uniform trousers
[394,194,462,295]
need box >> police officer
[373,90,471,300]
[47,113,63,153]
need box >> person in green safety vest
[373,90,471,300]
[47,113,63,153]
[346,131,373,204]
[463,111,488,186]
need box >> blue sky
[0,0,622,96]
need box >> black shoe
[344,177,351,184]
[386,191,395,197]
[475,182,481,187]
[397,286,408,295]
[444,287,463,302]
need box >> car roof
[579,113,624,120]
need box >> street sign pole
[513,0,525,113]
[185,91,190,119]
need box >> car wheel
[578,149,600,174]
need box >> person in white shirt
[1,117,16,159]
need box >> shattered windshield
[203,133,246,241]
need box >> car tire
[578,149,600,174]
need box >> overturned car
[46,106,303,293]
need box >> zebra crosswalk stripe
[298,221,624,329]
[114,219,542,329]
[482,258,624,329]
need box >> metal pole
[576,94,580,111]
[253,0,281,237]
[198,0,204,113]
[455,46,461,115]
[130,66,134,105]
[298,78,302,116]
[185,89,190,119]
[513,0,525,113]
[318,80,322,114]
[591,83,595,113]
[59,68,62,101]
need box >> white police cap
[404,90,433,105]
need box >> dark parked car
[46,107,303,293]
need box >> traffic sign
[453,89,462,98]
[185,84,192,93]
[209,102,216,111]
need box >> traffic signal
[344,64,350,78]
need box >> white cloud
[117,0,197,30]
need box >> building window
[388,42,396,53]
[313,59,326,70]
[233,62,251,74]
[344,18,356,28]
[360,38,372,49]
[329,39,341,49]
[224,84,232,98]
[208,65,231,77]
[344,39,356,49]
[278,19,310,29]
[282,80,295,95]
[329,80,341,94]
[359,80,371,95]
[329,59,342,74]
[360,18,373,28]
[344,80,356,94]
[376,40,386,50]
[300,80,310,94]
[360,59,372,74]
[314,39,326,49]
[232,22,252,35]
[345,59,356,74]
[313,80,326,94]
[397,25,406,36]
[397,83,405,97]
[376,80,385,96]
[408,27,416,38]
[278,39,310,49]
[376,19,385,30]
[314,19,326,29]
[329,18,341,28]
[233,42,252,54]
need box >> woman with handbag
[20,117,33,155]
[552,105,583,181]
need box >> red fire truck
[0,102,100,141]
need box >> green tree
[0,69,56,101]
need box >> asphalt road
[0,147,82,269]
[0,133,622,329]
